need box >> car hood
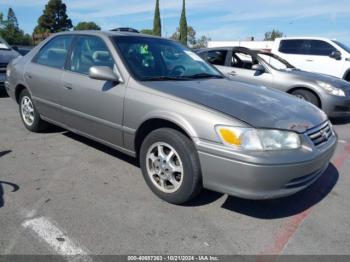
[282,68,350,88]
[0,49,20,64]
[143,78,327,133]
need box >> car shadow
[220,163,339,219]
[40,125,66,134]
[63,131,139,167]
[0,150,12,158]
[0,181,20,208]
[0,90,9,98]
[330,117,350,125]
[184,164,338,219]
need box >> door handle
[63,83,73,90]
[25,74,32,79]
[228,71,236,76]
[306,59,314,62]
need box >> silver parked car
[196,47,350,118]
[6,31,337,204]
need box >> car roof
[51,30,163,40]
[275,37,334,41]
[197,46,267,55]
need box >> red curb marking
[259,142,350,257]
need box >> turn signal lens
[218,128,241,146]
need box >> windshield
[0,36,11,50]
[258,52,295,70]
[332,40,350,53]
[113,36,223,81]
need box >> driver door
[219,51,273,87]
[61,35,126,147]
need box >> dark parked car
[0,37,20,94]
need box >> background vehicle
[0,36,20,95]
[272,37,350,82]
[197,47,350,118]
[6,31,336,204]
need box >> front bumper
[322,95,350,118]
[195,132,337,200]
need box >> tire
[19,89,48,132]
[345,73,350,83]
[140,128,202,204]
[292,89,320,108]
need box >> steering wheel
[170,65,186,76]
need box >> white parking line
[22,217,93,262]
[338,140,348,144]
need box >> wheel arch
[287,86,322,109]
[15,83,31,104]
[343,69,350,81]
[134,116,196,158]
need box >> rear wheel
[19,89,48,132]
[140,128,202,204]
[292,89,320,108]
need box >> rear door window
[278,40,304,54]
[34,35,73,69]
[206,50,227,66]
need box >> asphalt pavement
[1,95,350,257]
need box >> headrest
[47,48,67,59]
[93,51,110,62]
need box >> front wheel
[140,128,202,204]
[292,89,320,108]
[19,89,48,132]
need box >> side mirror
[89,66,122,83]
[252,64,265,72]
[330,50,342,60]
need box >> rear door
[25,35,74,123]
[276,39,307,70]
[61,35,126,147]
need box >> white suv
[272,37,350,81]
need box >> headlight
[317,81,345,97]
[216,126,301,151]
[6,67,11,78]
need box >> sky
[1,0,350,44]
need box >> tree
[179,0,188,45]
[264,29,284,41]
[170,26,210,48]
[0,7,32,46]
[193,35,211,49]
[171,26,194,45]
[74,22,101,31]
[34,0,73,34]
[153,0,161,36]
[140,29,153,35]
[7,8,19,29]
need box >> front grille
[306,121,333,147]
[0,63,7,73]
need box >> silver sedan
[5,31,337,204]
[197,47,350,118]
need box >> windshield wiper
[143,76,191,81]
[185,73,223,79]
